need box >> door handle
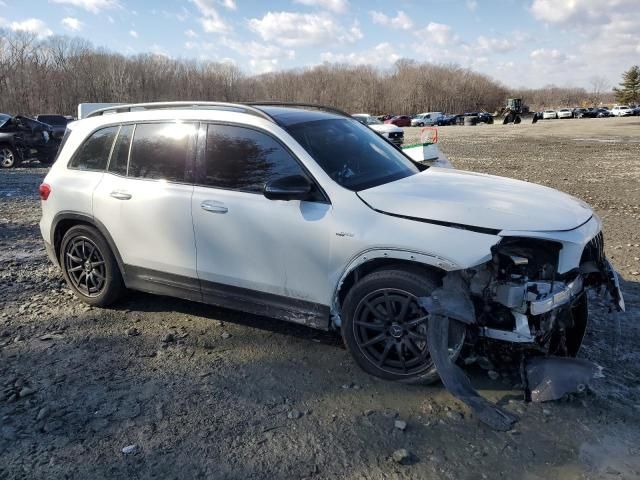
[110,191,132,200]
[201,200,228,214]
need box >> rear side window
[108,124,133,176]
[128,122,196,182]
[69,126,118,170]
[201,124,306,193]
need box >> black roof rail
[85,101,275,122]
[245,102,352,119]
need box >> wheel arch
[331,248,454,327]
[51,212,127,284]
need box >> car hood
[369,124,402,133]
[358,168,593,232]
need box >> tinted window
[285,118,418,191]
[108,124,133,176]
[202,124,306,193]
[38,115,68,126]
[128,122,196,182]
[69,126,118,170]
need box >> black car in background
[573,108,598,118]
[35,114,73,139]
[0,114,60,168]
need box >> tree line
[0,31,621,118]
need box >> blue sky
[1,0,639,89]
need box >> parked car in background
[592,108,611,117]
[463,112,494,124]
[542,110,557,119]
[411,112,444,127]
[352,113,404,146]
[572,108,595,119]
[610,105,633,117]
[556,108,573,119]
[631,105,640,116]
[385,115,411,127]
[35,114,73,139]
[436,114,458,126]
[0,113,59,168]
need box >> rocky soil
[1,117,639,479]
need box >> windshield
[353,115,382,126]
[285,118,419,191]
[0,113,10,129]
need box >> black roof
[252,105,346,127]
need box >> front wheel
[341,269,466,384]
[0,145,17,169]
[60,225,125,306]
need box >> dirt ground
[1,116,639,480]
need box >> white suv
[39,102,624,385]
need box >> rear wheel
[60,225,124,306]
[0,145,17,169]
[342,269,466,384]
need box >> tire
[341,269,466,384]
[0,145,18,169]
[59,225,125,306]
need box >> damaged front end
[420,230,624,430]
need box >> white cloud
[219,0,236,10]
[249,12,362,47]
[293,0,349,14]
[190,0,231,33]
[129,30,138,38]
[250,58,279,74]
[466,0,478,12]
[320,42,400,66]
[61,17,83,31]
[50,0,119,14]
[530,48,568,64]
[369,10,413,30]
[475,35,515,54]
[9,18,53,38]
[417,22,454,46]
[185,29,198,38]
[221,38,295,60]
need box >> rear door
[93,122,200,299]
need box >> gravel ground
[1,117,639,479]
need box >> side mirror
[264,174,313,201]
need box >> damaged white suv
[40,102,624,389]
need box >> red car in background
[384,115,411,127]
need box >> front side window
[202,124,307,193]
[69,126,118,170]
[128,122,196,182]
[285,118,419,191]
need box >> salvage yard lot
[1,117,639,479]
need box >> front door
[191,123,332,323]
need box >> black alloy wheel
[64,236,107,297]
[354,288,432,376]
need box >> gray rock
[122,444,139,455]
[287,409,303,419]
[19,387,36,398]
[36,406,50,421]
[394,419,407,431]
[221,332,231,339]
[162,333,175,343]
[487,370,500,380]
[446,411,464,421]
[392,448,412,465]
[126,327,140,336]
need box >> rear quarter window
[68,126,118,171]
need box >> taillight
[39,183,51,201]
